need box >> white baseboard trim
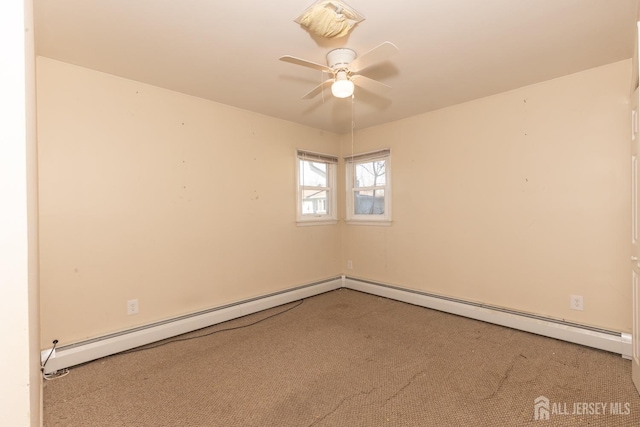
[42,275,631,373]
[42,277,342,374]
[343,277,632,359]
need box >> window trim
[296,149,338,226]
[345,149,392,225]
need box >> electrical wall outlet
[347,260,353,270]
[127,298,139,315]
[570,295,584,311]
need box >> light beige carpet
[44,289,640,426]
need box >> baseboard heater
[42,275,631,373]
[343,276,632,359]
[41,277,343,374]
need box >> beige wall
[342,60,632,332]
[38,56,632,349]
[37,57,341,347]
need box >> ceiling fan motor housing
[326,48,356,71]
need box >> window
[345,149,391,224]
[296,150,338,225]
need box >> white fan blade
[351,75,391,94]
[350,42,399,73]
[280,55,331,73]
[302,79,334,99]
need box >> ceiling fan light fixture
[331,79,354,98]
[331,70,354,98]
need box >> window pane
[300,160,328,187]
[354,189,385,215]
[302,189,328,215]
[355,160,386,188]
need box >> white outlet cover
[570,295,584,311]
[127,299,139,315]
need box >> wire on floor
[41,299,305,378]
[41,339,71,380]
[43,368,70,381]
[117,299,305,356]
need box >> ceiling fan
[280,41,399,99]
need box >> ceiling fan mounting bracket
[326,48,356,71]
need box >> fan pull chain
[351,94,355,187]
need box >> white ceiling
[34,0,639,134]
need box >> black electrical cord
[116,299,305,357]
[41,299,305,379]
[41,339,58,372]
[41,339,70,380]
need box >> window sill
[345,220,392,226]
[296,219,338,227]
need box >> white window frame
[345,149,392,225]
[296,149,338,225]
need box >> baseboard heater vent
[43,275,630,373]
[42,277,342,374]
[343,277,632,359]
